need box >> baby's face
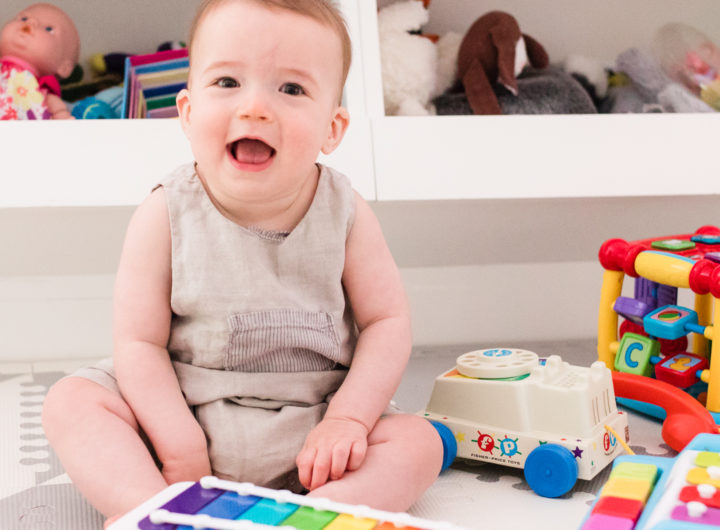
[0,4,78,78]
[178,0,348,208]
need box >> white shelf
[1,0,718,208]
[0,115,374,209]
[371,113,720,200]
[2,120,189,208]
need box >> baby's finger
[330,442,351,480]
[347,439,367,471]
[296,446,317,489]
[310,448,332,490]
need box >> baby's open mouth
[229,138,276,165]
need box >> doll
[0,3,80,120]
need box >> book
[121,48,188,119]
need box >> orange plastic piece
[592,495,644,522]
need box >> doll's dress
[0,56,61,120]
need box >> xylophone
[580,433,720,529]
[108,476,468,530]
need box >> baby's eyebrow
[280,67,318,86]
[203,60,243,72]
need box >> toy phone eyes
[456,348,539,379]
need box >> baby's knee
[377,414,445,461]
[42,377,125,434]
[43,377,85,431]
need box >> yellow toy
[597,226,720,451]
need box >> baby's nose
[237,92,272,121]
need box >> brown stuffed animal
[457,11,549,115]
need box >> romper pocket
[226,309,341,372]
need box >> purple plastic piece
[706,252,720,264]
[635,278,659,310]
[614,296,651,323]
[671,504,720,525]
[138,482,225,529]
[657,284,678,307]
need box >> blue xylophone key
[177,492,261,530]
[139,483,225,530]
[237,497,299,525]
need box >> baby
[0,3,79,119]
[42,0,444,525]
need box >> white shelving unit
[0,0,376,208]
[363,0,720,200]
[2,0,719,207]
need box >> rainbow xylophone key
[108,476,467,530]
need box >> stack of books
[121,48,188,119]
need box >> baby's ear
[176,88,192,136]
[321,106,350,155]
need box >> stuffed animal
[71,85,123,119]
[0,3,80,119]
[377,0,461,115]
[378,0,436,115]
[457,11,548,115]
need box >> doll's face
[0,3,79,78]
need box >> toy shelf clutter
[3,0,720,208]
[598,226,720,452]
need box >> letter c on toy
[625,343,642,369]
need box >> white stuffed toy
[378,0,461,115]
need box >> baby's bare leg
[42,377,168,519]
[308,414,444,512]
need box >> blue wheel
[523,444,578,498]
[429,421,457,471]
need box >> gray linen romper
[73,162,359,490]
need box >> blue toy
[71,86,123,119]
[580,433,720,529]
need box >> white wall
[5,1,719,70]
[378,0,720,65]
[2,196,719,360]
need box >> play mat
[0,354,674,530]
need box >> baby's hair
[187,0,352,89]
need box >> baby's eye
[44,26,54,33]
[280,83,305,96]
[20,16,28,22]
[215,77,239,88]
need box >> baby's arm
[45,93,74,119]
[113,189,211,484]
[297,192,412,490]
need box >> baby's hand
[296,417,369,490]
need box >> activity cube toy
[598,226,720,450]
[580,433,720,529]
[420,348,629,498]
[108,476,467,529]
